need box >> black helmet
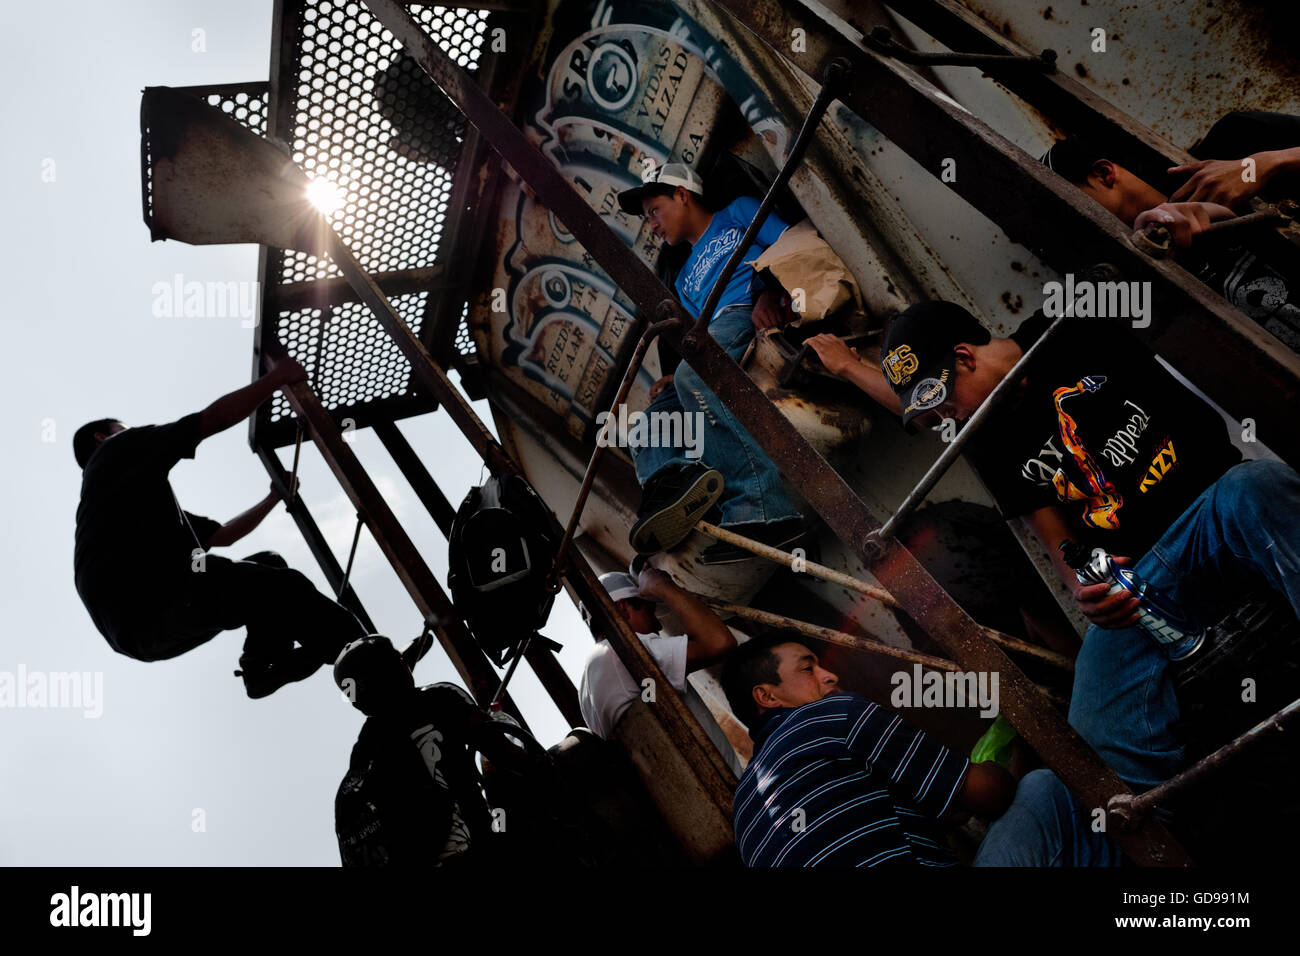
[333,635,414,716]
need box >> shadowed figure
[72,355,367,698]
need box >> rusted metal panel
[884,0,1197,183]
[954,0,1300,150]
[710,0,1300,464]
[366,0,1186,863]
[466,7,728,441]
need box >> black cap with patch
[881,301,991,427]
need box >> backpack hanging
[446,474,561,667]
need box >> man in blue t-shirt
[616,163,804,564]
[722,635,1121,867]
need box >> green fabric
[971,715,1018,768]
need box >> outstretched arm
[1169,147,1300,206]
[207,479,297,548]
[805,334,901,414]
[637,567,736,670]
[197,355,307,442]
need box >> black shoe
[234,647,323,699]
[698,517,808,566]
[629,462,724,555]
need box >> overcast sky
[0,0,591,865]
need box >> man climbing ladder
[72,354,369,698]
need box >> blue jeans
[1068,460,1300,789]
[973,769,1122,867]
[632,306,800,526]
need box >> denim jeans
[632,306,801,526]
[973,769,1122,867]
[1067,460,1300,789]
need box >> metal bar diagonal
[277,377,531,732]
[373,419,584,729]
[256,443,377,634]
[310,223,738,813]
[875,309,1071,541]
[365,0,1184,865]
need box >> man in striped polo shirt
[722,636,1120,867]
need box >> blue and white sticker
[906,375,948,415]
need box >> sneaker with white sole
[629,462,724,555]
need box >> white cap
[579,571,642,628]
[618,162,705,214]
[598,571,641,603]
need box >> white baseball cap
[598,571,641,603]
[579,571,643,628]
[618,162,705,215]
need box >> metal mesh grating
[201,86,269,135]
[453,300,472,357]
[274,1,487,284]
[270,290,428,421]
[257,0,488,429]
[256,1,489,432]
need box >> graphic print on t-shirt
[681,226,743,299]
[972,315,1240,559]
[1023,375,1182,535]
[1211,248,1300,352]
[1050,376,1124,530]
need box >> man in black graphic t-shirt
[811,299,1300,790]
[73,355,367,698]
[961,310,1243,561]
[1041,111,1300,352]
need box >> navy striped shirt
[734,693,969,867]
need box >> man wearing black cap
[614,163,805,564]
[1041,111,1300,352]
[808,300,1300,791]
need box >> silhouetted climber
[72,355,367,698]
[332,636,539,868]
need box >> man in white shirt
[578,567,743,776]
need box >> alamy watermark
[595,406,706,460]
[50,886,150,936]
[890,664,999,718]
[152,273,259,326]
[0,665,103,718]
[1042,272,1152,328]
